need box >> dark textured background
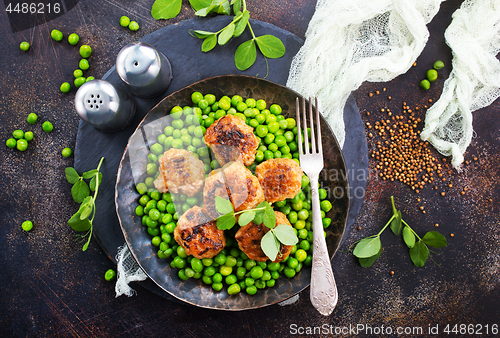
[1,0,499,337]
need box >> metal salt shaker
[115,41,172,98]
[74,80,136,132]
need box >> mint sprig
[214,196,297,261]
[65,157,104,251]
[350,196,447,267]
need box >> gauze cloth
[115,244,147,297]
[420,0,500,168]
[287,0,444,148]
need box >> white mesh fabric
[286,0,443,147]
[421,0,500,168]
[115,244,147,297]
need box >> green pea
[151,236,161,247]
[60,147,72,157]
[218,96,231,110]
[250,266,263,279]
[288,211,298,224]
[274,135,286,147]
[227,283,241,295]
[295,220,306,230]
[20,41,30,51]
[214,253,226,265]
[68,33,79,45]
[21,220,33,231]
[86,76,95,82]
[74,77,86,88]
[283,267,296,278]
[59,81,71,93]
[178,269,188,281]
[12,130,24,139]
[219,266,232,276]
[51,29,63,41]
[236,101,247,112]
[204,94,216,105]
[433,60,445,70]
[264,133,275,144]
[427,69,438,82]
[225,256,237,267]
[212,282,223,291]
[320,200,333,212]
[150,143,163,155]
[6,138,16,149]
[419,79,431,90]
[244,259,256,271]
[79,59,90,70]
[177,246,188,258]
[120,16,130,27]
[150,191,161,201]
[79,45,92,58]
[104,269,116,281]
[322,217,332,228]
[128,21,139,31]
[204,117,214,128]
[299,239,310,251]
[16,139,28,151]
[246,285,257,295]
[298,228,308,239]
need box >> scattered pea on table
[21,220,33,232]
[61,147,72,157]
[51,29,63,41]
[60,82,71,93]
[68,33,79,45]
[104,269,116,281]
[42,121,53,133]
[120,16,130,27]
[19,41,30,51]
[79,45,92,58]
[27,113,38,124]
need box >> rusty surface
[0,0,499,337]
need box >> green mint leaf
[238,210,255,226]
[218,23,235,45]
[409,241,429,267]
[233,10,249,37]
[80,202,93,220]
[151,0,182,20]
[402,226,416,248]
[215,195,233,215]
[215,1,230,15]
[390,210,402,235]
[202,34,217,52]
[254,35,285,59]
[189,0,211,11]
[216,212,236,230]
[65,167,80,184]
[68,210,92,232]
[359,247,382,267]
[353,236,382,258]
[194,30,215,39]
[235,39,257,71]
[262,203,276,229]
[422,231,448,248]
[89,172,102,191]
[253,211,263,225]
[82,169,97,179]
[261,231,279,261]
[195,4,215,16]
[272,224,298,246]
[232,0,242,14]
[71,180,90,203]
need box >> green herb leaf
[238,210,255,226]
[402,226,416,248]
[65,167,80,184]
[71,180,90,203]
[89,172,103,191]
[215,1,230,15]
[353,236,382,258]
[218,23,235,45]
[272,224,298,246]
[422,231,448,248]
[215,195,233,215]
[216,212,236,230]
[261,231,280,261]
[202,34,218,52]
[409,241,429,267]
[232,0,242,14]
[253,210,263,225]
[235,39,257,71]
[82,169,97,179]
[189,0,211,11]
[151,0,182,20]
[262,202,276,229]
[195,4,215,17]
[82,240,90,251]
[68,210,92,232]
[359,247,382,267]
[233,10,249,37]
[193,29,215,39]
[254,35,285,59]
[390,210,402,235]
[80,201,93,220]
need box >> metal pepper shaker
[74,80,136,132]
[115,41,173,98]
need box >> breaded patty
[156,148,205,197]
[222,161,265,212]
[234,211,293,262]
[203,162,265,219]
[173,206,226,259]
[255,158,304,203]
[204,114,259,166]
[202,168,231,220]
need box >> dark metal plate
[115,74,350,310]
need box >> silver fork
[296,97,338,316]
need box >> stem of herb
[377,214,396,236]
[402,219,422,241]
[234,206,265,216]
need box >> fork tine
[315,97,322,155]
[302,98,309,154]
[309,98,316,153]
[296,98,303,155]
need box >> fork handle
[309,176,338,316]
